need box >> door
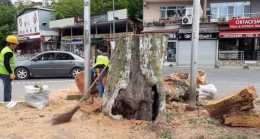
[243,38,254,60]
[167,42,176,62]
[53,52,75,75]
[177,40,217,66]
[30,52,55,76]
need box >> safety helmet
[6,35,19,44]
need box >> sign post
[84,0,91,97]
[189,0,201,108]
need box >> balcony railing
[218,51,244,61]
[143,12,260,26]
[206,12,260,23]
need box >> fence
[218,51,244,61]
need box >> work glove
[10,73,15,80]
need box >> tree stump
[102,34,168,121]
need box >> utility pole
[189,0,201,108]
[84,0,91,96]
[111,0,115,56]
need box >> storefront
[218,18,260,62]
[177,30,218,67]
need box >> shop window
[219,39,238,51]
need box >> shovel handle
[75,49,119,107]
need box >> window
[35,53,55,61]
[160,6,189,19]
[56,53,74,60]
[210,1,250,21]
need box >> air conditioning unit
[182,16,192,25]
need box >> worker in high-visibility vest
[90,54,109,98]
[0,35,18,102]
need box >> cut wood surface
[205,86,257,117]
[224,110,260,128]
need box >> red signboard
[229,18,260,29]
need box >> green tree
[0,2,17,49]
[0,0,12,6]
[91,0,127,15]
[52,0,143,19]
[52,0,84,19]
[16,2,34,15]
[127,0,143,18]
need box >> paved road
[163,66,260,98]
[0,78,75,102]
[0,67,259,102]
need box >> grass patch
[160,132,172,139]
[166,111,174,121]
[206,117,221,126]
[188,118,198,124]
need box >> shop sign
[229,18,260,29]
[91,38,103,44]
[74,17,84,25]
[72,38,83,44]
[178,33,218,40]
[219,33,260,38]
[18,11,40,37]
[169,32,177,40]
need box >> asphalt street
[0,66,260,102]
[163,66,260,98]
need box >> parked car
[14,51,84,79]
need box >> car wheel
[71,67,82,78]
[15,67,29,80]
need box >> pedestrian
[0,35,19,102]
[90,54,109,98]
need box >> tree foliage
[0,0,17,49]
[16,2,34,15]
[52,0,84,20]
[52,0,143,19]
[127,0,143,18]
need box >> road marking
[0,80,74,86]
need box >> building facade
[143,0,260,68]
[17,8,58,55]
[207,0,260,68]
[143,0,219,67]
[49,9,139,59]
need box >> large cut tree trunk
[224,110,260,127]
[102,34,168,121]
[205,86,257,117]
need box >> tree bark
[224,110,260,127]
[205,86,257,117]
[102,34,168,121]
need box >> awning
[142,28,178,33]
[219,30,260,38]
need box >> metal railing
[143,12,260,26]
[218,51,244,61]
[258,51,260,61]
[205,12,260,23]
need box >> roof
[18,7,54,17]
